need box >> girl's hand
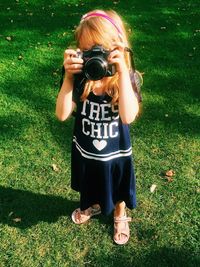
[108,42,128,75]
[63,49,84,79]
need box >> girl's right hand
[63,49,84,79]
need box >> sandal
[71,206,101,224]
[113,213,132,245]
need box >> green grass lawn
[0,0,199,266]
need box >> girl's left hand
[108,42,128,75]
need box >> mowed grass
[0,0,199,266]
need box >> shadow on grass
[0,113,29,141]
[0,185,78,229]
[138,102,200,138]
[89,246,200,267]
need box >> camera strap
[124,47,136,71]
[124,47,143,102]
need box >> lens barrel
[84,57,108,81]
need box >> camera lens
[84,57,107,81]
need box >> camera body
[78,45,116,81]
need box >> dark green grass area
[0,0,199,266]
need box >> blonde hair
[75,10,133,104]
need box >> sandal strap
[114,215,132,223]
[90,206,101,214]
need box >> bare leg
[114,201,126,217]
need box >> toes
[115,233,127,242]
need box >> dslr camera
[78,45,116,81]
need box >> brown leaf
[165,169,175,177]
[166,177,173,183]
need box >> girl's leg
[114,201,126,217]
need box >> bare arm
[56,76,75,121]
[109,43,139,124]
[55,49,83,121]
[117,70,139,124]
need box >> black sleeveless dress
[71,75,137,215]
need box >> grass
[0,0,199,266]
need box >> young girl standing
[56,10,141,245]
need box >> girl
[56,10,141,245]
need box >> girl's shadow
[0,186,78,229]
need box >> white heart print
[93,140,107,151]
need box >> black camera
[78,45,116,81]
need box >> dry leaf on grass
[165,169,175,177]
[163,169,175,182]
[6,36,12,41]
[13,217,21,223]
[150,184,157,193]
[166,177,173,182]
[52,163,59,172]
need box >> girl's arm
[109,43,139,124]
[118,70,139,124]
[56,49,83,121]
[56,76,75,121]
